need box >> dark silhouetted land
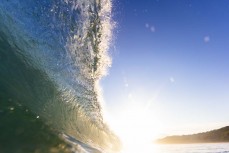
[156,126,229,144]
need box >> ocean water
[1,1,229,153]
[151,143,229,153]
[119,143,229,153]
[0,0,120,152]
[121,143,229,153]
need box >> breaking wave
[0,0,120,152]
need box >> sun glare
[106,102,163,153]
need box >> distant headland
[156,126,229,144]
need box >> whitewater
[0,0,121,152]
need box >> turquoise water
[1,1,228,153]
[0,96,73,153]
[0,0,120,152]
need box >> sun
[105,102,163,153]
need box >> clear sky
[101,0,229,144]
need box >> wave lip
[0,0,121,152]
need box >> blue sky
[102,0,229,138]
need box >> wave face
[0,0,120,152]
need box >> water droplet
[204,36,210,43]
[150,26,156,32]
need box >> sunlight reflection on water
[120,143,229,153]
[120,143,156,153]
